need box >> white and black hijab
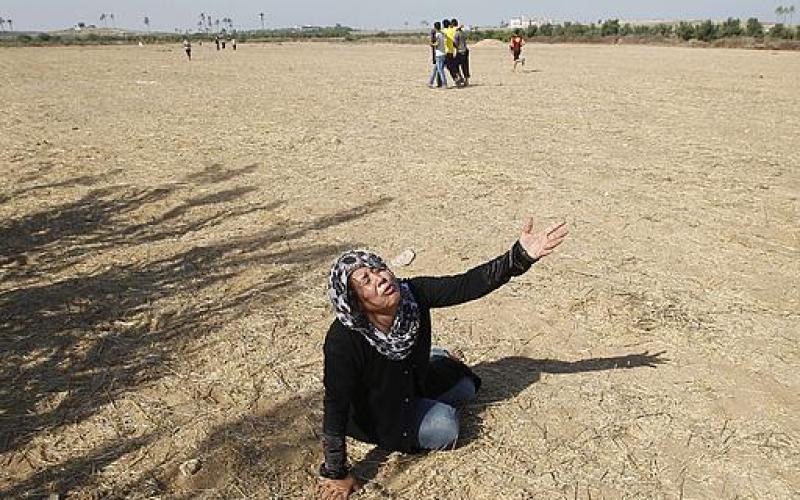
[328,250,420,361]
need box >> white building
[508,16,553,28]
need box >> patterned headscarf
[328,250,420,360]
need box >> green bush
[769,23,793,39]
[564,22,591,37]
[746,18,764,38]
[538,23,554,36]
[600,19,620,36]
[677,22,695,40]
[37,32,52,42]
[525,25,538,37]
[720,18,743,37]
[696,20,718,41]
[652,23,673,36]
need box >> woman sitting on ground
[318,218,568,499]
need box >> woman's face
[348,266,400,314]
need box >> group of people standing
[181,35,237,61]
[428,18,470,88]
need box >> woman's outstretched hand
[518,218,568,260]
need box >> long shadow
[460,351,668,443]
[0,168,125,208]
[183,163,260,185]
[0,186,278,280]
[0,177,393,496]
[118,391,326,499]
[0,435,156,499]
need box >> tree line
[2,17,799,48]
[471,18,798,43]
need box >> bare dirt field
[1,41,798,499]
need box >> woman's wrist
[319,462,351,480]
[513,240,538,266]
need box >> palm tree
[420,20,428,28]
[6,19,12,31]
[259,12,265,30]
[100,13,107,27]
[110,13,115,27]
[144,16,150,32]
[0,18,5,31]
[776,6,786,23]
[789,5,796,25]
[215,19,220,32]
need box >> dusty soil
[1,41,798,499]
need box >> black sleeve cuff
[321,433,348,479]
[510,240,538,276]
[319,462,351,480]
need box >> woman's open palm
[519,218,568,260]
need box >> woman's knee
[417,402,459,450]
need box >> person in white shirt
[428,22,447,88]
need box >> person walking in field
[509,29,526,71]
[316,218,569,499]
[453,21,470,86]
[442,19,463,85]
[182,38,192,60]
[428,21,447,89]
[429,25,443,87]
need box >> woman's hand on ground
[519,218,568,260]
[317,474,360,500]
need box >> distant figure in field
[453,20,470,86]
[429,26,442,87]
[509,29,526,71]
[428,21,447,88]
[442,19,463,86]
[232,37,237,50]
[182,38,192,60]
[222,36,227,49]
[214,34,220,50]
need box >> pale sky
[0,1,786,32]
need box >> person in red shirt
[509,29,526,71]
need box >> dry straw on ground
[1,42,798,499]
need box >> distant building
[508,16,553,28]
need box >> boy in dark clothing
[453,21,470,85]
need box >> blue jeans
[414,347,477,449]
[428,55,447,87]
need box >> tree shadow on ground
[119,391,327,499]
[0,170,393,497]
[459,351,668,444]
[0,168,126,207]
[183,163,260,185]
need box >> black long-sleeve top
[321,241,537,477]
